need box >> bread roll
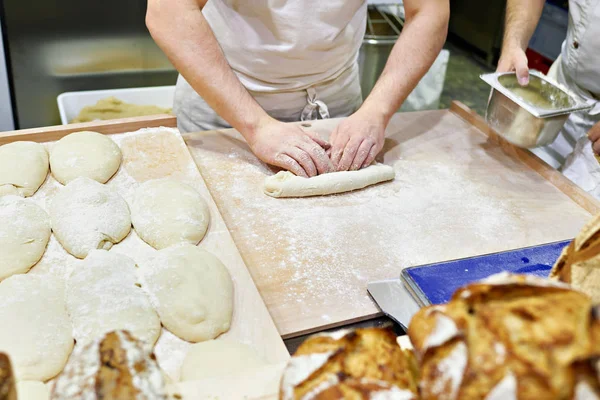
[408,273,600,400]
[280,327,418,400]
[0,353,16,400]
[550,214,600,303]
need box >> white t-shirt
[202,0,367,93]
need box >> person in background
[497,0,600,198]
[146,0,449,178]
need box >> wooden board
[0,122,289,383]
[183,101,598,338]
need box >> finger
[588,124,600,142]
[360,142,379,169]
[350,140,373,171]
[303,130,331,150]
[286,147,318,177]
[330,135,349,169]
[274,154,307,177]
[593,140,600,156]
[337,139,363,171]
[298,139,334,175]
[496,58,513,73]
[515,55,529,86]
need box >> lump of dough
[49,131,121,185]
[16,381,49,400]
[66,250,161,346]
[139,244,233,342]
[180,339,267,381]
[0,141,49,197]
[0,274,74,381]
[264,163,396,198]
[49,177,131,258]
[131,178,210,250]
[0,196,51,281]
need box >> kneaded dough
[0,274,74,381]
[139,244,233,342]
[180,339,267,381]
[0,141,49,197]
[49,177,131,258]
[131,178,210,250]
[264,163,395,198]
[50,131,121,185]
[66,250,161,346]
[0,196,51,281]
[16,381,49,400]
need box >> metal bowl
[480,71,592,148]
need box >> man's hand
[248,119,334,178]
[588,121,600,155]
[497,46,530,86]
[329,110,385,171]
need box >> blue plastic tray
[401,240,571,306]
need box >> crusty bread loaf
[280,327,418,400]
[0,353,16,400]
[550,214,600,303]
[408,273,600,400]
[51,330,165,400]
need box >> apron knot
[301,87,330,121]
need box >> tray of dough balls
[0,126,289,399]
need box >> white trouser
[173,63,363,133]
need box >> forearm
[358,0,449,125]
[146,0,271,140]
[502,0,545,51]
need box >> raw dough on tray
[0,141,49,197]
[131,178,210,250]
[49,177,131,259]
[264,163,395,198]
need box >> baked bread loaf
[408,273,600,400]
[280,327,418,400]
[51,330,166,400]
[0,353,16,400]
[550,214,600,303]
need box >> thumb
[515,56,530,86]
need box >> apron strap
[301,87,330,121]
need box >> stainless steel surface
[481,71,593,148]
[2,0,177,129]
[367,278,421,330]
[358,5,403,98]
[0,16,14,131]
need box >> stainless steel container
[480,71,592,148]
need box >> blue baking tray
[401,240,571,307]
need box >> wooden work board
[183,101,599,339]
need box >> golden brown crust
[0,353,16,400]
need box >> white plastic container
[57,85,175,125]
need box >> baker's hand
[247,119,334,178]
[497,46,530,86]
[588,121,600,155]
[329,110,385,171]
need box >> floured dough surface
[264,163,396,198]
[180,339,266,381]
[0,274,73,381]
[131,178,210,250]
[139,244,233,342]
[0,141,49,197]
[66,250,161,346]
[0,196,51,281]
[16,381,49,400]
[49,131,121,185]
[49,177,131,258]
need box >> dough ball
[131,178,210,250]
[0,274,74,381]
[0,196,51,281]
[66,250,161,346]
[0,141,49,197]
[180,339,266,381]
[16,381,49,400]
[139,244,233,342]
[49,177,131,258]
[49,131,121,185]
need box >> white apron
[174,0,367,132]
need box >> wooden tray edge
[449,100,600,216]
